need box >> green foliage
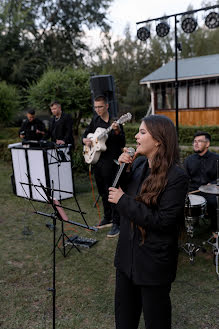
[123,123,138,145]
[28,67,92,135]
[0,127,18,140]
[124,81,147,106]
[178,125,219,145]
[0,81,20,125]
[91,27,156,99]
[72,144,89,173]
[0,0,112,88]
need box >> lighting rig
[136,5,219,134]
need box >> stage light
[156,22,170,37]
[181,17,197,33]
[137,26,150,41]
[205,11,219,29]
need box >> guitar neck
[97,125,113,141]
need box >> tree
[28,67,92,139]
[0,81,20,125]
[90,25,173,109]
[0,0,113,87]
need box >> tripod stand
[199,184,219,279]
[44,145,90,257]
[34,181,98,329]
[180,194,207,263]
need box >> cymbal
[199,184,219,195]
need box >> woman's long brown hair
[136,115,180,241]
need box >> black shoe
[96,218,113,229]
[107,224,120,238]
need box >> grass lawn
[0,160,218,329]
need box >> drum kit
[182,183,219,279]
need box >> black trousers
[115,270,172,329]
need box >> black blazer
[49,112,74,148]
[114,156,188,286]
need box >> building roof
[140,54,219,84]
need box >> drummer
[184,131,219,231]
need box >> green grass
[0,160,218,329]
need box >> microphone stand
[112,148,135,188]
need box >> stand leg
[61,221,66,257]
[52,215,56,329]
[47,215,56,329]
[202,232,219,278]
[214,232,219,278]
[181,242,201,263]
[51,221,80,257]
[216,195,219,278]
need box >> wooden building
[140,54,219,126]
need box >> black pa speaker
[90,75,118,118]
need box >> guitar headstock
[117,112,132,125]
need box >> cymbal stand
[201,161,219,278]
[202,194,219,279]
[181,216,204,263]
[180,196,205,263]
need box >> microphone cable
[88,164,102,223]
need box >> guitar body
[83,128,108,164]
[83,112,132,165]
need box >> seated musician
[82,95,126,237]
[19,109,46,141]
[184,131,219,231]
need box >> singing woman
[108,115,188,329]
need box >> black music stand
[30,180,98,329]
[12,142,98,328]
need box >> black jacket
[184,150,219,191]
[114,156,188,286]
[49,112,74,148]
[19,118,46,141]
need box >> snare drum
[185,194,206,219]
[184,194,207,237]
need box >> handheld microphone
[112,147,135,187]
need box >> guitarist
[82,95,126,237]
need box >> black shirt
[82,114,126,163]
[184,150,219,191]
[49,112,74,147]
[19,118,46,141]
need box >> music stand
[10,143,98,328]
[199,184,219,279]
[29,180,98,329]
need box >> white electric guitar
[83,112,132,164]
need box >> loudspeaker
[90,75,118,117]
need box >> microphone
[112,147,135,187]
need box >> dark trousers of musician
[115,270,172,329]
[94,159,120,224]
[199,192,217,231]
